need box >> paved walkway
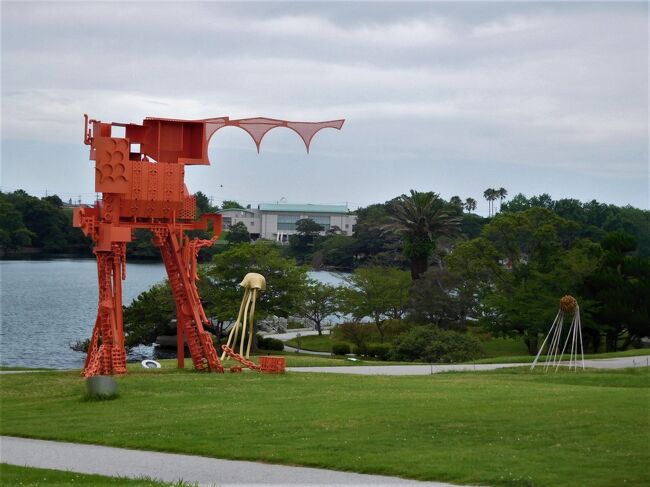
[288,356,650,375]
[0,436,470,487]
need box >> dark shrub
[382,320,415,340]
[352,344,369,357]
[332,322,375,348]
[257,336,285,351]
[367,343,391,361]
[331,342,351,356]
[390,326,482,363]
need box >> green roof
[217,208,252,213]
[258,203,349,214]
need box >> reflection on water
[0,260,345,369]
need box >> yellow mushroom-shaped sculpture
[220,273,266,361]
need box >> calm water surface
[1,259,167,369]
[0,259,343,369]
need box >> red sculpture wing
[223,117,344,152]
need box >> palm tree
[450,195,463,208]
[483,188,497,217]
[496,187,508,213]
[464,197,477,213]
[383,190,461,280]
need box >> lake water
[0,259,344,369]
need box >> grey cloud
[1,1,647,212]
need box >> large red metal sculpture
[74,115,344,377]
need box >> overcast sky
[1,1,648,213]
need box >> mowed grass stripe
[1,368,648,487]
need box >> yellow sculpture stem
[246,288,258,358]
[240,290,253,356]
[221,288,249,361]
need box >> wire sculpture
[530,295,585,372]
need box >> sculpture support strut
[74,114,344,376]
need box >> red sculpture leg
[154,227,223,372]
[83,244,128,377]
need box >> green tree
[194,191,215,217]
[383,190,461,279]
[449,195,464,213]
[0,199,34,251]
[408,267,466,328]
[227,222,251,245]
[313,234,357,271]
[353,202,406,269]
[221,200,243,210]
[288,218,324,264]
[411,236,503,328]
[123,281,175,347]
[479,210,598,354]
[127,229,159,259]
[297,280,342,335]
[483,188,497,217]
[5,191,69,252]
[204,241,308,327]
[584,232,650,351]
[342,266,411,342]
[496,187,508,212]
[464,197,477,213]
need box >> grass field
[286,333,337,352]
[0,464,186,486]
[1,367,648,487]
[469,348,650,364]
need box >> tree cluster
[0,190,91,254]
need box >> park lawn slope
[469,348,650,364]
[0,463,186,486]
[1,368,648,487]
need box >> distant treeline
[300,192,650,272]
[0,190,92,256]
[1,189,648,264]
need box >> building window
[277,214,331,232]
[222,217,232,228]
[277,215,300,230]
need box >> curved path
[0,436,472,487]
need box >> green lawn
[469,348,650,364]
[0,464,186,486]
[1,367,648,487]
[0,463,187,487]
[286,333,336,352]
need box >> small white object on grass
[141,359,162,369]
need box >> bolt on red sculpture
[74,114,344,377]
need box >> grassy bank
[469,348,650,364]
[1,367,648,486]
[0,464,185,486]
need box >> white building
[219,203,357,242]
